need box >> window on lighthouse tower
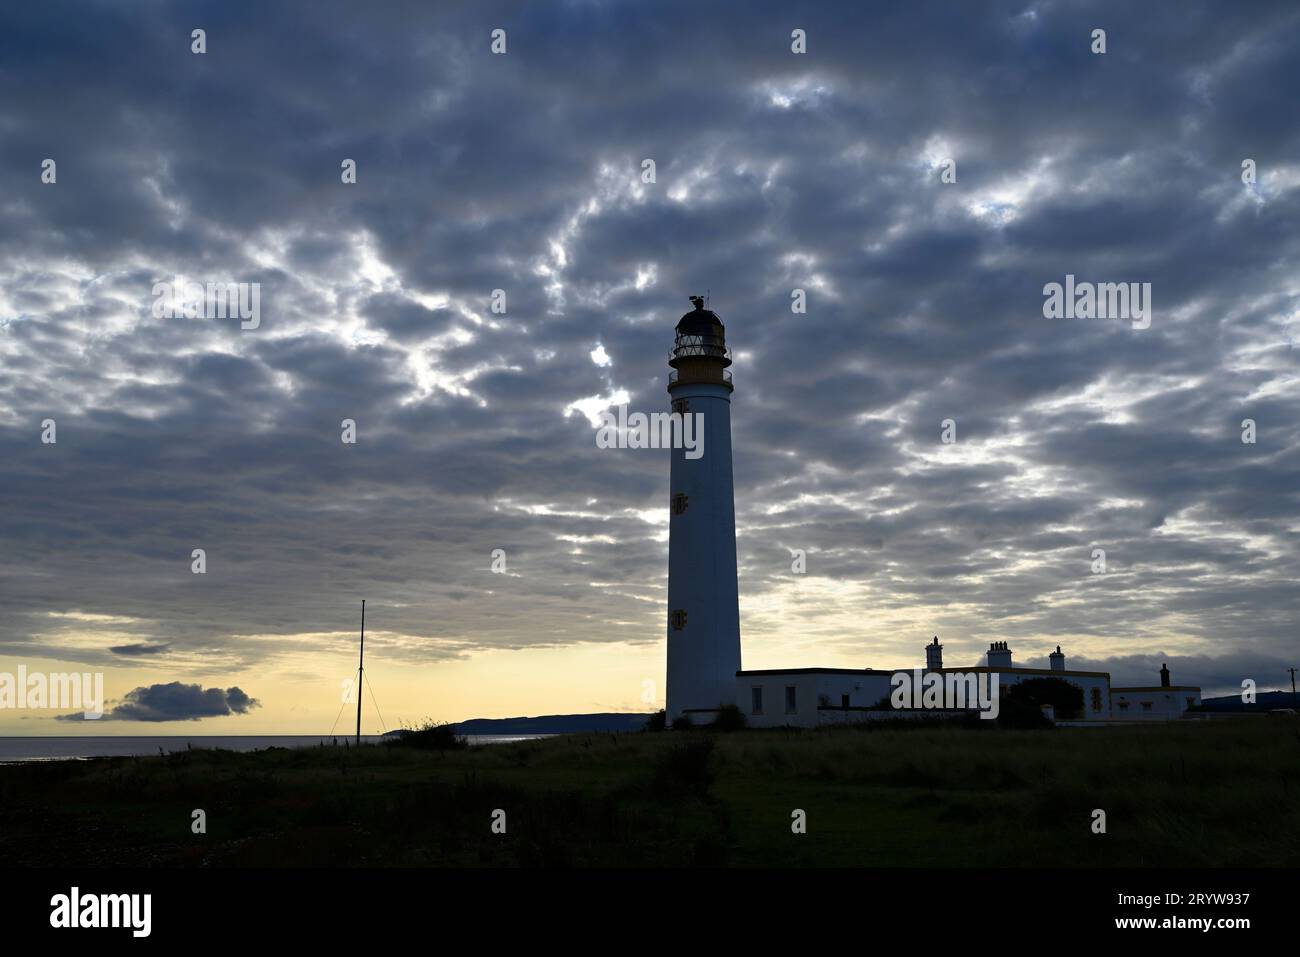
[671,493,688,515]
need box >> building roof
[935,665,1111,678]
[736,668,897,676]
[738,665,1114,678]
[736,667,1197,688]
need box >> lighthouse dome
[676,296,725,336]
[671,296,730,366]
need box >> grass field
[5,718,1298,867]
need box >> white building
[738,668,897,729]
[733,640,1201,727]
[736,640,1111,727]
[1111,664,1202,719]
[937,641,1115,720]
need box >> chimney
[925,636,943,671]
[987,641,1013,669]
[1160,663,1171,688]
[1049,645,1065,672]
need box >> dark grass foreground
[5,719,1298,866]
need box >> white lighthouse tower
[665,296,742,721]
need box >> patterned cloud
[2,1,1298,698]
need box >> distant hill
[1198,690,1297,713]
[383,713,655,737]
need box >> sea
[0,734,553,763]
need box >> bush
[671,714,694,731]
[1004,678,1084,721]
[385,721,467,751]
[645,709,667,732]
[712,703,747,731]
[996,698,1054,729]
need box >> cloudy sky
[2,0,1297,733]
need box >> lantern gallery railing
[669,340,730,360]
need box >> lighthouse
[665,296,742,720]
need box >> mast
[356,599,365,745]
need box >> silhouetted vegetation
[385,720,467,751]
[995,698,1054,728]
[670,713,694,731]
[651,739,716,797]
[1004,678,1085,720]
[644,709,667,732]
[1,719,1296,866]
[711,703,746,731]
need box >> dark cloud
[0,1,1297,693]
[59,682,260,722]
[108,643,173,657]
